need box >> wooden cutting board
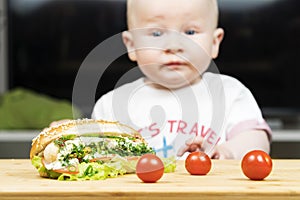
[0,159,299,200]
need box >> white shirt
[92,72,271,158]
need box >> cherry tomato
[185,152,211,175]
[136,154,164,183]
[241,150,272,180]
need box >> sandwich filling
[31,133,176,180]
[41,134,154,171]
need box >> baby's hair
[126,0,220,29]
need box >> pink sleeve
[226,119,272,141]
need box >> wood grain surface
[0,159,299,200]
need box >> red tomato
[136,154,164,183]
[241,150,273,180]
[185,152,211,175]
[42,159,79,174]
[52,165,79,174]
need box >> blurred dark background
[5,0,300,128]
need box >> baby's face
[123,0,224,89]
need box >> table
[0,159,299,200]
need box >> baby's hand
[177,136,235,160]
[177,136,204,157]
[209,145,234,160]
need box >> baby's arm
[177,130,270,160]
[209,130,270,159]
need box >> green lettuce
[108,155,177,173]
[31,156,61,178]
[31,154,176,181]
[32,156,127,181]
[57,161,126,181]
[161,156,177,173]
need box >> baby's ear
[211,28,224,59]
[122,31,137,61]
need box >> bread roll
[30,119,144,159]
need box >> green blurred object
[0,88,82,129]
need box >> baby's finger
[212,152,226,160]
[177,143,202,157]
[177,145,190,157]
[211,152,220,159]
[208,149,217,159]
[189,144,200,152]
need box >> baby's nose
[164,33,184,54]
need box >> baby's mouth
[164,61,187,70]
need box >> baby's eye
[151,30,163,37]
[185,29,196,35]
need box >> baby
[92,0,271,159]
